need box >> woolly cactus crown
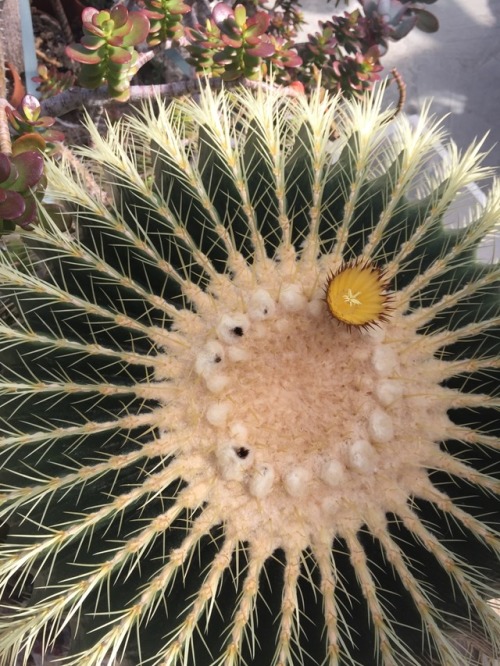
[0,85,499,666]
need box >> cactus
[0,85,499,666]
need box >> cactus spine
[0,85,499,666]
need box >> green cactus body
[0,86,499,666]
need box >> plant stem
[50,0,73,45]
[40,77,301,117]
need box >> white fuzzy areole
[216,313,250,344]
[283,467,312,497]
[371,345,399,376]
[368,407,395,443]
[247,289,276,321]
[205,373,230,394]
[320,460,346,487]
[227,346,249,362]
[375,379,404,406]
[249,463,275,498]
[206,402,231,427]
[229,422,248,442]
[278,284,307,311]
[348,439,378,473]
[216,440,254,481]
[195,340,225,376]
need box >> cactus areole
[0,86,499,666]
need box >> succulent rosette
[7,95,64,156]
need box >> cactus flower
[0,86,498,666]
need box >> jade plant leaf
[10,151,45,191]
[0,189,25,219]
[66,44,102,65]
[0,153,12,183]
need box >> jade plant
[142,0,191,46]
[0,150,45,233]
[32,65,76,101]
[6,95,65,156]
[65,5,150,101]
[186,4,277,81]
[0,96,61,235]
[0,85,499,666]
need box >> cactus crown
[0,85,499,666]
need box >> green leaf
[83,22,105,38]
[66,44,102,65]
[10,151,44,190]
[119,12,150,47]
[212,3,233,26]
[108,46,133,64]
[12,133,47,156]
[110,4,129,29]
[233,4,247,27]
[109,87,131,102]
[0,218,16,234]
[12,195,38,227]
[93,10,111,29]
[78,65,106,89]
[81,35,107,50]
[81,7,99,25]
[245,11,269,37]
[21,95,41,123]
[247,42,274,58]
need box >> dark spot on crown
[235,447,249,459]
[232,327,244,337]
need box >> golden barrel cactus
[0,86,499,666]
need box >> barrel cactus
[0,85,499,666]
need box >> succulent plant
[0,85,499,666]
[185,18,227,77]
[360,0,439,54]
[0,150,45,233]
[33,65,76,100]
[187,3,275,81]
[261,34,302,83]
[142,0,191,46]
[267,6,304,41]
[331,48,384,96]
[7,95,65,156]
[65,6,150,101]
